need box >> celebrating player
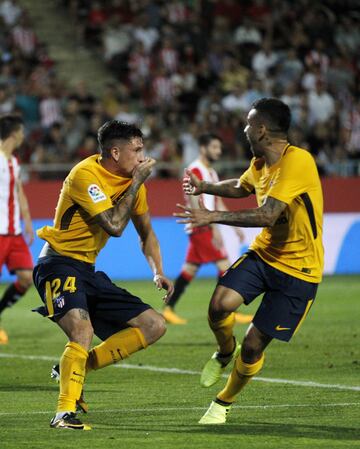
[33,120,174,430]
[175,98,324,424]
[0,114,34,344]
[162,133,252,325]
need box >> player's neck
[0,140,15,159]
[199,155,211,168]
[264,141,289,167]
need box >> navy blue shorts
[32,255,151,341]
[218,251,318,342]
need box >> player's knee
[241,334,263,363]
[143,313,166,345]
[209,286,241,319]
[208,296,232,319]
[17,271,33,290]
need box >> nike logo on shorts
[275,325,291,331]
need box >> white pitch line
[117,363,360,392]
[0,402,359,418]
[1,352,360,392]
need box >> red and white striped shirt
[12,25,37,56]
[185,159,219,234]
[152,75,174,105]
[0,152,21,235]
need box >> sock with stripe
[166,271,193,310]
[86,327,148,372]
[217,353,265,403]
[0,281,27,315]
[57,342,88,413]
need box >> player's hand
[24,220,34,246]
[153,274,174,303]
[174,199,213,229]
[183,169,203,196]
[133,158,156,183]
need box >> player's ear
[110,146,120,162]
[258,124,266,142]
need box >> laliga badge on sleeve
[88,184,107,203]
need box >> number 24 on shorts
[45,276,77,300]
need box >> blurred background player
[162,133,253,325]
[0,114,34,344]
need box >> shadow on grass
[0,385,57,392]
[108,421,360,441]
[158,341,215,348]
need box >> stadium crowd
[1,0,360,178]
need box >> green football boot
[198,400,232,424]
[200,340,241,388]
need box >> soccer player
[33,121,174,430]
[175,98,324,424]
[0,114,34,344]
[162,133,253,325]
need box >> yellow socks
[217,353,265,403]
[87,327,147,372]
[208,313,235,355]
[57,342,88,413]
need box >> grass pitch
[0,276,359,449]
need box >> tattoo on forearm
[213,196,287,227]
[97,182,141,236]
[203,180,248,198]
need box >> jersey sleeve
[268,151,316,204]
[239,165,254,193]
[190,167,203,180]
[68,170,113,217]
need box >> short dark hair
[0,114,23,140]
[97,120,143,157]
[198,133,222,147]
[251,98,291,133]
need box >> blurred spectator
[69,80,95,119]
[307,79,335,126]
[0,83,14,113]
[11,13,38,57]
[133,13,159,53]
[342,98,360,164]
[0,0,22,26]
[76,133,97,159]
[15,80,39,130]
[221,83,248,114]
[252,40,278,80]
[234,18,262,47]
[39,86,62,129]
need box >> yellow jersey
[37,154,149,263]
[240,144,324,282]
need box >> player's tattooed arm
[95,181,141,237]
[183,169,251,198]
[175,196,287,229]
[95,158,156,237]
[201,179,251,198]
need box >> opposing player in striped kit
[162,133,252,325]
[0,114,34,344]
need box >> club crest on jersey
[88,184,106,203]
[54,295,65,308]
